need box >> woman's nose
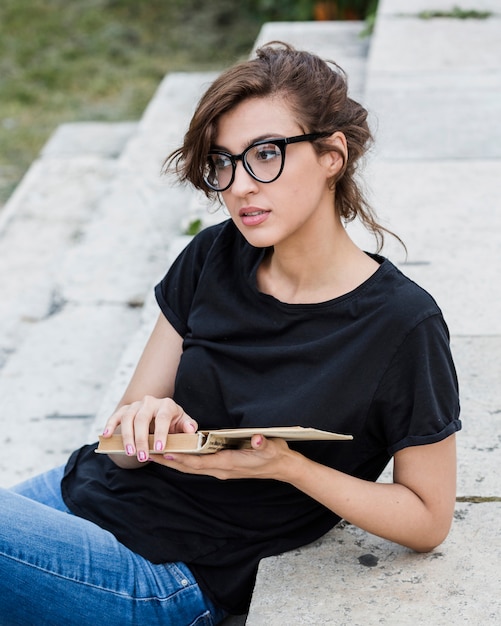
[230,160,259,196]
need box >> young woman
[0,43,460,625]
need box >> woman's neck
[257,221,379,304]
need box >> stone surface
[451,336,501,498]
[365,3,501,158]
[0,303,139,487]
[139,72,219,131]
[247,503,501,625]
[369,17,501,72]
[366,85,501,159]
[379,0,501,15]
[41,122,138,158]
[0,156,118,366]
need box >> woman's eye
[253,144,281,162]
[212,155,232,170]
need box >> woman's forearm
[281,438,456,552]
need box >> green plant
[360,0,379,36]
[183,218,204,237]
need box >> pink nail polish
[155,440,163,452]
[164,454,175,461]
[102,428,109,436]
[138,450,148,462]
[126,444,134,456]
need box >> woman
[0,43,460,625]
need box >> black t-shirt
[62,220,461,614]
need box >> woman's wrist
[276,447,313,485]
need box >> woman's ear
[323,131,348,177]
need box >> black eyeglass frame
[204,132,331,192]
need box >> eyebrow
[211,133,286,153]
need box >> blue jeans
[0,467,228,625]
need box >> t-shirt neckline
[247,247,388,310]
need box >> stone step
[0,121,137,356]
[41,121,138,159]
[248,502,501,625]
[365,0,501,159]
[0,73,218,487]
[0,301,140,484]
[0,154,120,370]
[0,125,136,484]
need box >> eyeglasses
[203,132,331,192]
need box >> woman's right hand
[102,396,198,465]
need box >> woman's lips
[239,208,270,227]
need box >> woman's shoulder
[371,256,443,324]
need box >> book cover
[96,426,353,455]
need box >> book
[96,426,353,455]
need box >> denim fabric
[1,467,227,626]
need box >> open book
[96,426,353,455]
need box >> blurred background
[0,0,377,208]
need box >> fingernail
[164,454,175,461]
[102,428,109,436]
[126,444,134,456]
[138,450,147,462]
[187,423,196,431]
[155,440,163,452]
[255,435,263,446]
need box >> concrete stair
[1,1,500,622]
[0,73,218,483]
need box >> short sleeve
[154,223,223,336]
[371,314,461,455]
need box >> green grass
[418,6,492,20]
[0,0,265,205]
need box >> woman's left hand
[148,434,297,482]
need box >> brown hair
[165,41,401,251]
